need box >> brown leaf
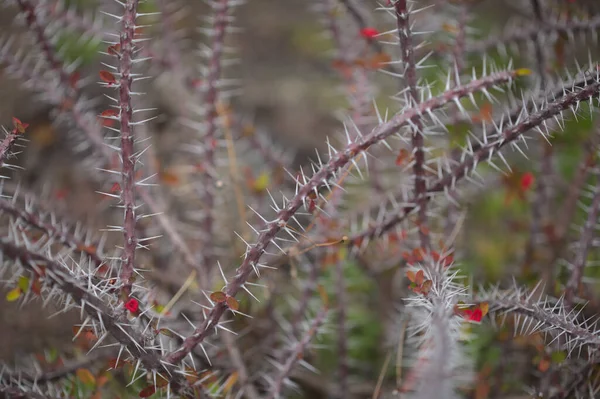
[101,109,119,118]
[414,270,425,285]
[138,385,156,398]
[226,296,239,311]
[99,70,117,84]
[210,291,226,303]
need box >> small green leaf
[17,276,30,292]
[6,287,21,302]
[550,350,567,364]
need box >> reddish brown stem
[395,0,429,249]
[163,70,521,365]
[117,0,140,299]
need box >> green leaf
[17,276,30,292]
[551,350,567,364]
[6,287,21,302]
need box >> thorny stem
[0,126,21,165]
[0,241,186,389]
[0,199,104,268]
[444,4,469,240]
[0,240,201,396]
[0,386,51,399]
[335,255,348,399]
[198,0,231,275]
[163,70,521,365]
[485,294,600,349]
[117,0,140,299]
[395,0,429,249]
[522,0,551,292]
[267,307,328,399]
[465,16,600,55]
[564,173,600,306]
[338,0,403,77]
[349,76,600,245]
[3,350,111,384]
[10,0,207,289]
[221,327,262,399]
[555,136,598,241]
[15,0,72,88]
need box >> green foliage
[55,32,102,66]
[315,253,384,379]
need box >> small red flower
[360,27,379,39]
[464,308,483,323]
[520,172,535,191]
[125,298,139,313]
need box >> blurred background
[1,0,600,398]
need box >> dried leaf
[12,117,29,133]
[226,296,239,311]
[99,70,117,84]
[138,385,156,398]
[222,372,239,394]
[479,302,489,317]
[31,276,42,295]
[209,291,226,303]
[155,374,169,388]
[421,280,432,294]
[107,357,127,369]
[538,357,551,372]
[160,170,180,186]
[414,270,425,285]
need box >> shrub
[0,0,600,398]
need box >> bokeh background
[1,0,600,398]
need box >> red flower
[360,27,379,39]
[464,308,483,323]
[520,172,534,191]
[125,298,139,313]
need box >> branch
[0,240,194,395]
[266,307,328,399]
[479,286,600,354]
[348,70,600,246]
[0,121,25,167]
[115,0,140,299]
[564,171,600,305]
[394,0,428,249]
[163,69,523,365]
[0,197,104,268]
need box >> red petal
[360,27,379,39]
[520,172,535,191]
[125,298,139,313]
[465,308,483,322]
